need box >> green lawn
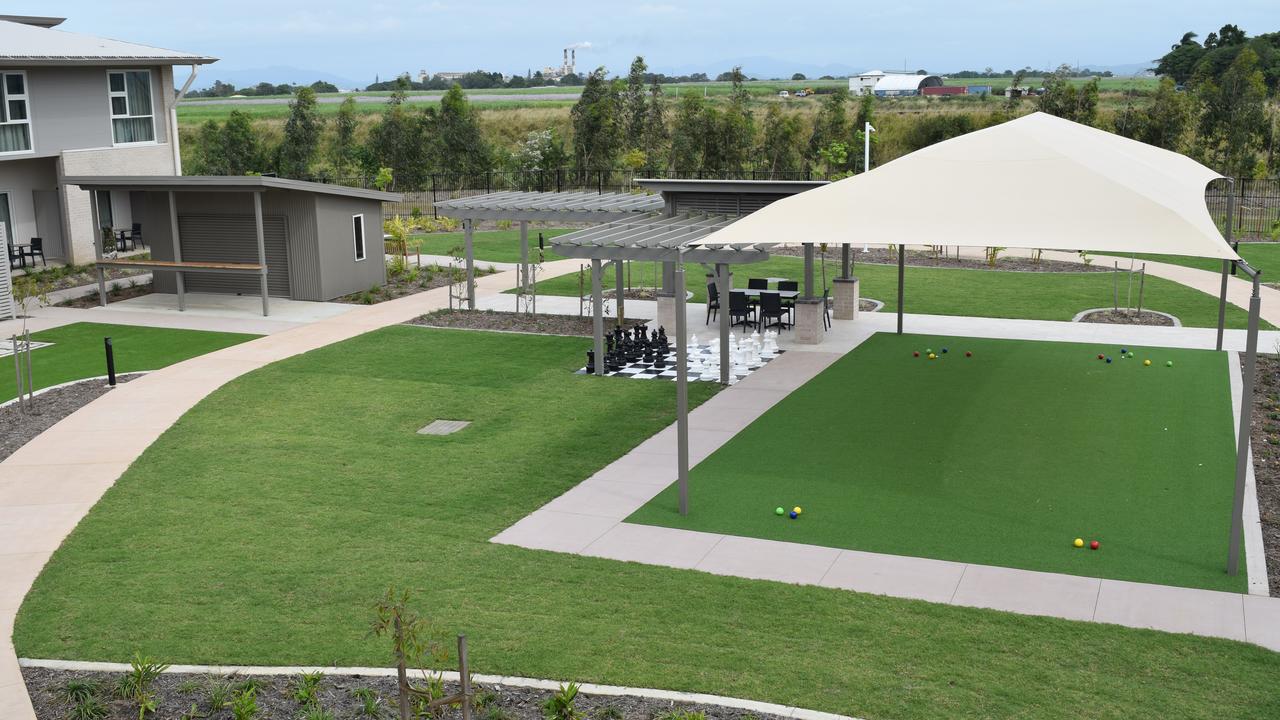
[1102,243,1280,274]
[522,257,1270,329]
[2,322,256,403]
[629,333,1242,592]
[13,327,1280,718]
[406,228,572,263]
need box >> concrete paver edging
[17,658,858,720]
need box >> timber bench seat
[96,259,265,273]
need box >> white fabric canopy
[693,112,1239,260]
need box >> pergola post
[519,220,530,294]
[168,191,185,312]
[591,259,604,378]
[89,190,107,307]
[614,259,625,326]
[896,243,905,334]
[840,244,851,280]
[253,192,269,317]
[803,243,815,299]
[1228,264,1262,575]
[464,219,476,310]
[716,262,730,385]
[1216,183,1235,352]
[656,260,677,332]
[675,256,689,516]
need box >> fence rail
[1206,178,1280,242]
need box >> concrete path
[0,259,580,719]
[494,311,1280,653]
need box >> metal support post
[896,244,905,334]
[591,259,604,376]
[1228,266,1262,576]
[675,258,689,516]
[717,262,730,385]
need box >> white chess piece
[690,333,698,348]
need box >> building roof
[872,74,938,92]
[0,15,66,28]
[434,190,664,221]
[692,112,1238,261]
[0,19,217,66]
[635,178,829,195]
[62,176,401,202]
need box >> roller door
[178,214,291,297]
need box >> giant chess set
[577,325,784,383]
[0,339,53,358]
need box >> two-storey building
[0,15,215,265]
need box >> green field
[405,228,572,262]
[942,76,1159,92]
[521,257,1270,329]
[1100,243,1280,274]
[2,322,256,403]
[15,327,1280,719]
[629,333,1242,592]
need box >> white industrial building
[849,70,944,96]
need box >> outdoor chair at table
[23,237,45,267]
[116,229,134,252]
[729,290,755,330]
[131,222,145,250]
[706,281,720,325]
[746,277,768,309]
[778,280,798,323]
[7,242,23,270]
[758,290,790,332]
[821,287,832,330]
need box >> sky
[12,1,1279,87]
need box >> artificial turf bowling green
[627,332,1245,592]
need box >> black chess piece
[586,349,596,374]
[643,342,654,364]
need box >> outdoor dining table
[738,288,800,299]
[9,243,30,269]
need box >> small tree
[371,587,452,720]
[9,274,50,414]
[278,86,323,178]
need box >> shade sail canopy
[692,112,1239,261]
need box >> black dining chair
[706,282,720,324]
[728,290,754,330]
[24,238,45,267]
[7,242,23,270]
[747,278,768,290]
[822,287,832,330]
[758,290,790,332]
[131,222,144,249]
[116,230,133,252]
[778,280,798,323]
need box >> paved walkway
[494,311,1280,652]
[0,259,581,719]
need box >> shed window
[353,214,366,261]
[108,70,155,144]
[0,71,32,154]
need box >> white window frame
[352,214,366,261]
[107,69,156,146]
[0,71,34,157]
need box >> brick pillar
[832,276,860,321]
[793,299,824,345]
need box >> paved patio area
[493,312,1280,651]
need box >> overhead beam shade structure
[550,212,771,265]
[689,112,1240,261]
[433,190,663,222]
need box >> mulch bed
[58,282,153,309]
[1248,355,1280,596]
[768,246,1108,273]
[20,667,787,720]
[334,264,498,305]
[17,261,150,293]
[0,375,141,462]
[410,310,647,336]
[1076,309,1177,326]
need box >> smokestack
[572,48,576,65]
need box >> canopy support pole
[253,191,269,317]
[803,243,815,300]
[591,259,604,379]
[675,255,689,516]
[896,244,905,334]
[464,220,476,310]
[1216,260,1230,352]
[717,262,730,385]
[615,258,625,326]
[1228,262,1262,576]
[840,245,851,280]
[168,191,186,312]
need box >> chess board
[576,343,784,382]
[0,339,52,358]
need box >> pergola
[431,190,664,308]
[690,112,1258,575]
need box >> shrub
[231,686,259,720]
[292,670,325,707]
[61,680,98,704]
[114,654,168,720]
[542,683,581,720]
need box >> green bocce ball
[775,506,785,516]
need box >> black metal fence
[1206,178,1280,241]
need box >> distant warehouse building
[849,70,945,97]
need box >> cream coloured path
[0,259,582,720]
[493,310,1280,653]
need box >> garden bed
[15,255,151,292]
[410,309,647,336]
[57,281,153,309]
[1248,354,1280,596]
[0,374,141,462]
[1074,308,1179,326]
[335,262,499,305]
[20,666,785,720]
[768,246,1107,273]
